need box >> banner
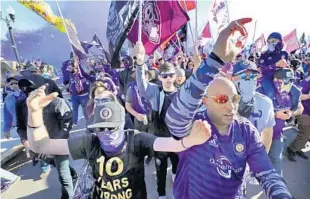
[18,0,76,33]
[254,34,266,51]
[127,1,189,55]
[201,21,212,38]
[283,29,300,54]
[65,21,87,60]
[208,0,229,40]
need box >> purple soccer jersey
[174,113,275,198]
[165,57,292,199]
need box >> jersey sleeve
[246,124,292,199]
[165,57,224,138]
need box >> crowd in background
[1,29,310,199]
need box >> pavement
[1,102,310,199]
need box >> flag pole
[252,20,257,44]
[138,0,143,42]
[55,0,73,49]
[182,0,195,45]
[195,0,198,43]
[176,34,183,53]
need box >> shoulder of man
[254,92,273,106]
[235,115,258,134]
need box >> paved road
[1,106,310,199]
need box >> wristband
[181,138,188,149]
[209,52,225,65]
[27,124,43,129]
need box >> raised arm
[134,43,159,100]
[79,64,96,83]
[165,18,253,138]
[26,86,70,155]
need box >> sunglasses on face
[238,73,258,80]
[96,127,119,132]
[206,94,241,104]
[161,73,175,79]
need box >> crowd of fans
[1,19,310,199]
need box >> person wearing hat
[17,79,78,199]
[2,75,25,139]
[258,32,290,99]
[231,60,276,193]
[232,60,275,152]
[257,68,303,176]
[25,85,211,199]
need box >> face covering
[273,81,292,94]
[268,41,283,52]
[235,78,257,103]
[268,43,276,52]
[96,124,126,154]
[234,78,257,118]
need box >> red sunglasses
[206,94,241,104]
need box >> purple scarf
[129,82,152,114]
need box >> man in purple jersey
[161,18,292,198]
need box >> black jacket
[16,97,73,141]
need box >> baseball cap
[233,60,260,76]
[6,75,22,83]
[18,79,37,94]
[273,68,294,80]
[87,101,125,129]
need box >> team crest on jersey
[233,143,245,157]
[100,108,113,120]
[142,1,161,44]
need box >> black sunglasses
[96,127,118,132]
[161,73,175,79]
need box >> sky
[1,0,310,43]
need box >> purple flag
[127,1,189,55]
[65,22,87,60]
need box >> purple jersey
[175,113,277,198]
[299,77,310,115]
[166,57,292,199]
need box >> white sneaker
[172,174,176,182]
[159,196,167,199]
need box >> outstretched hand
[187,119,212,147]
[27,85,58,112]
[212,18,252,63]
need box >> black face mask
[238,98,255,118]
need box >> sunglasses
[161,73,175,79]
[96,127,118,132]
[206,94,241,104]
[239,73,258,80]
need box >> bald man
[162,19,292,198]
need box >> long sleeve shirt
[165,57,292,199]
